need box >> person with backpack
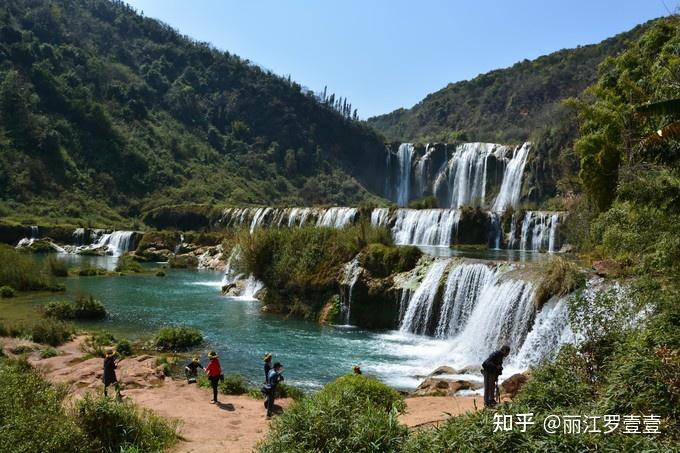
[205,351,222,404]
[481,345,510,408]
[265,362,284,418]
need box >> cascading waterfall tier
[384,142,531,209]
[390,209,461,246]
[339,257,362,325]
[508,211,562,252]
[94,231,139,256]
[397,258,571,367]
[219,207,357,231]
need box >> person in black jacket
[103,349,123,399]
[481,345,510,408]
[185,356,203,383]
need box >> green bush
[44,296,107,321]
[30,319,75,346]
[360,243,422,277]
[116,340,133,357]
[258,374,407,453]
[115,256,143,273]
[44,301,76,320]
[153,326,203,351]
[40,347,58,358]
[83,331,118,357]
[407,196,438,209]
[276,382,306,401]
[45,256,69,277]
[73,295,107,320]
[218,374,250,395]
[168,255,198,269]
[76,394,178,452]
[0,285,15,297]
[0,359,92,453]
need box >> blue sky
[125,1,668,118]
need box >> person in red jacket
[205,351,222,404]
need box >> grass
[45,256,69,277]
[0,244,62,292]
[82,332,134,358]
[76,393,179,452]
[115,256,143,273]
[534,256,586,308]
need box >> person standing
[481,345,510,408]
[205,351,222,404]
[265,362,284,418]
[263,353,273,383]
[103,349,123,399]
[352,365,362,375]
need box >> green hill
[0,0,388,226]
[366,21,656,144]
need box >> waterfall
[399,260,448,335]
[242,275,265,300]
[414,144,434,198]
[288,207,314,227]
[29,225,39,239]
[434,263,497,338]
[492,143,530,212]
[518,211,561,252]
[396,257,572,369]
[511,296,574,369]
[487,212,501,249]
[221,246,244,287]
[340,257,362,325]
[370,208,390,227]
[451,278,536,360]
[94,231,138,256]
[391,209,460,246]
[250,207,273,233]
[433,143,499,208]
[396,143,414,206]
[316,207,357,228]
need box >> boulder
[413,375,483,397]
[222,280,246,297]
[500,372,530,397]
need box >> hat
[273,362,283,369]
[352,365,361,371]
[263,353,272,361]
[208,351,218,358]
[105,349,116,357]
[192,356,200,362]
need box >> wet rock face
[348,271,401,329]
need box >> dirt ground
[2,336,483,452]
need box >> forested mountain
[366,21,656,144]
[0,0,387,225]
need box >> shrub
[44,301,76,320]
[534,257,586,308]
[153,326,203,351]
[168,255,198,269]
[83,331,117,357]
[408,196,438,209]
[0,359,92,453]
[44,296,107,320]
[0,285,15,297]
[45,256,69,277]
[76,394,178,452]
[219,374,249,395]
[30,319,75,346]
[115,256,143,273]
[258,374,407,453]
[275,382,305,401]
[72,295,107,320]
[360,243,421,277]
[116,340,133,357]
[40,347,58,359]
